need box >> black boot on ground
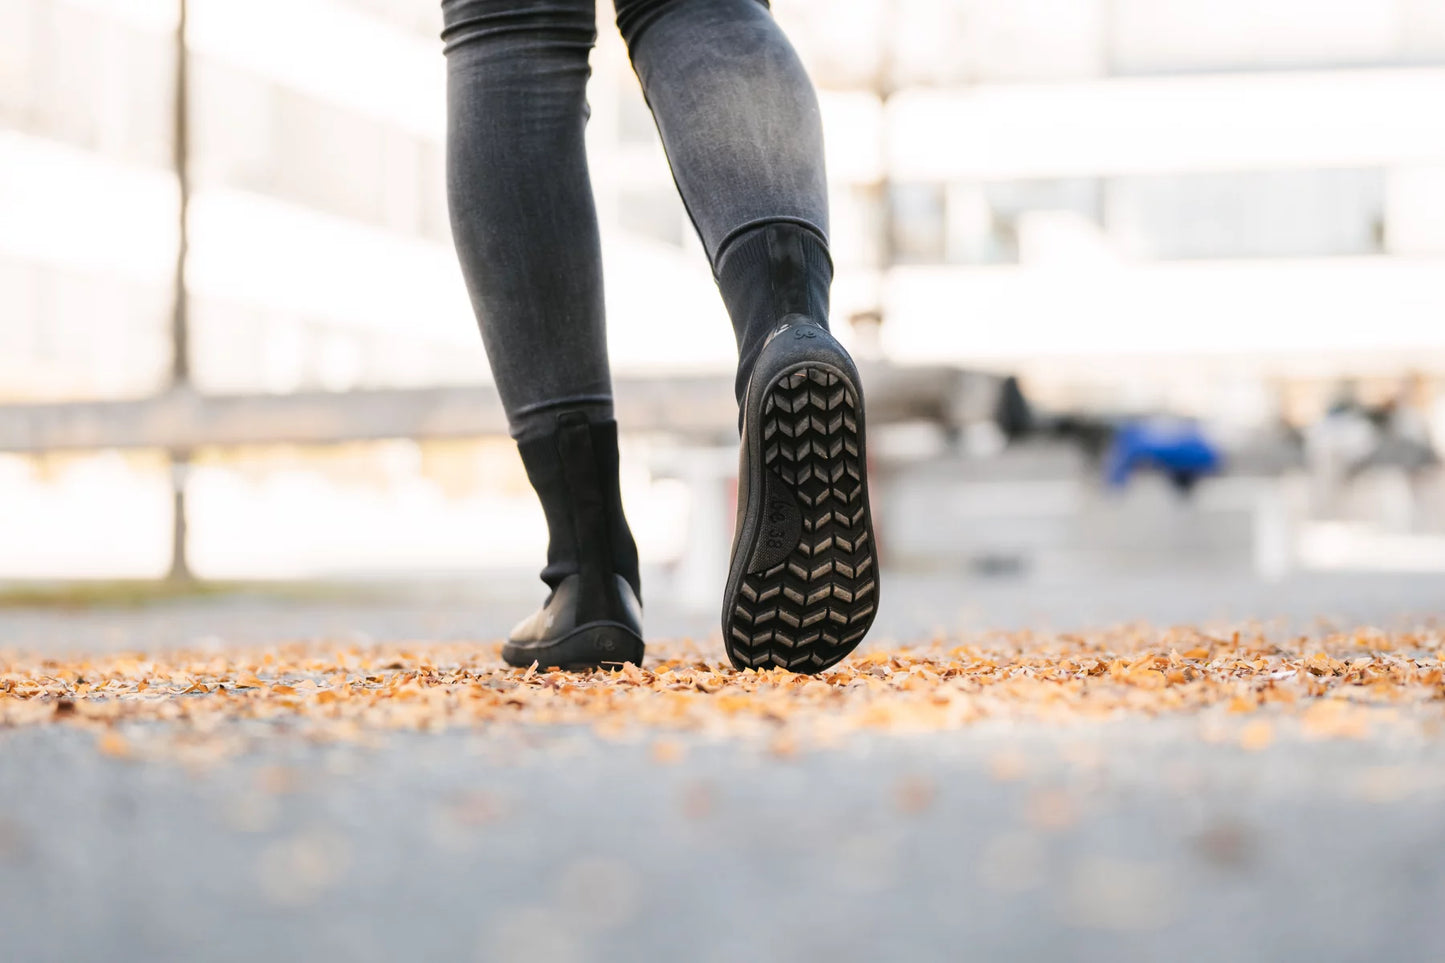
[717,224,880,673]
[504,412,644,670]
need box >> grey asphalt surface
[3,571,1445,962]
[2,568,1442,655]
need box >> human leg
[442,0,642,667]
[615,0,878,671]
[615,0,832,403]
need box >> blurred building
[779,0,1445,420]
[2,0,472,402]
[4,0,1445,407]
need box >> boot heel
[503,621,644,671]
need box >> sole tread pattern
[727,366,877,672]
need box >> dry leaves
[0,628,1442,762]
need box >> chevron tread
[726,365,878,672]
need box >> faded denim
[441,0,830,439]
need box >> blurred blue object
[1105,419,1222,491]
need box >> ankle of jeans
[508,396,616,443]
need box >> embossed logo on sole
[748,470,803,573]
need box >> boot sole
[723,359,879,672]
[502,622,645,671]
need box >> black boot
[504,412,644,669]
[717,224,879,673]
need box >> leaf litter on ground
[1,626,1443,764]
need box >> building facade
[2,0,1445,408]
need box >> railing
[0,364,989,453]
[0,364,997,582]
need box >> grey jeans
[441,0,830,439]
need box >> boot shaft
[715,222,834,407]
[516,412,641,608]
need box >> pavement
[3,570,1445,962]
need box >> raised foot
[727,364,878,673]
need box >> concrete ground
[1,568,1441,655]
[2,570,1444,962]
